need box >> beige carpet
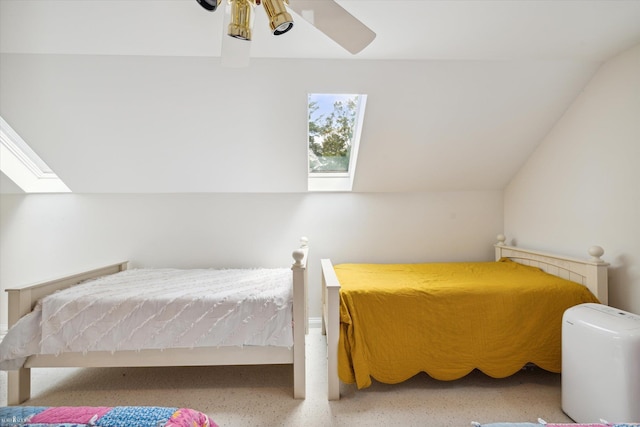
[0,328,573,426]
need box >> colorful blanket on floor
[0,406,217,427]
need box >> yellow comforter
[335,259,600,389]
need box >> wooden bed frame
[320,235,609,400]
[6,239,309,405]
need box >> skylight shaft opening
[0,116,71,193]
[307,93,367,192]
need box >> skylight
[307,93,367,192]
[0,116,71,193]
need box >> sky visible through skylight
[309,93,355,122]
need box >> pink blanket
[0,406,217,427]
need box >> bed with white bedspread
[1,239,309,404]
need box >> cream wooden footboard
[6,239,308,404]
[320,236,609,400]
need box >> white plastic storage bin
[562,303,640,423]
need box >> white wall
[0,191,503,328]
[504,43,640,314]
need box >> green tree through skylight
[308,94,359,173]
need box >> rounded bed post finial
[292,249,304,266]
[496,234,506,246]
[292,249,304,265]
[292,237,308,266]
[588,245,605,263]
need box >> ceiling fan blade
[288,0,376,54]
[220,2,251,68]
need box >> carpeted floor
[0,328,573,426]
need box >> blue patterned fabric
[92,406,177,427]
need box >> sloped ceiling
[1,0,640,193]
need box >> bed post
[5,261,129,405]
[6,288,33,405]
[494,234,507,260]
[321,258,341,401]
[7,370,30,406]
[586,245,608,305]
[291,237,309,399]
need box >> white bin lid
[564,303,640,332]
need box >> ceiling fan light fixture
[228,0,254,41]
[196,0,221,11]
[262,0,294,35]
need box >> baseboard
[309,317,322,329]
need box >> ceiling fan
[196,0,376,66]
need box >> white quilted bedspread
[0,268,293,370]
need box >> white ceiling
[1,0,640,193]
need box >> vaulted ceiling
[2,0,640,193]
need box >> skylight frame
[0,116,71,193]
[307,93,367,192]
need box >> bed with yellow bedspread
[335,258,600,389]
